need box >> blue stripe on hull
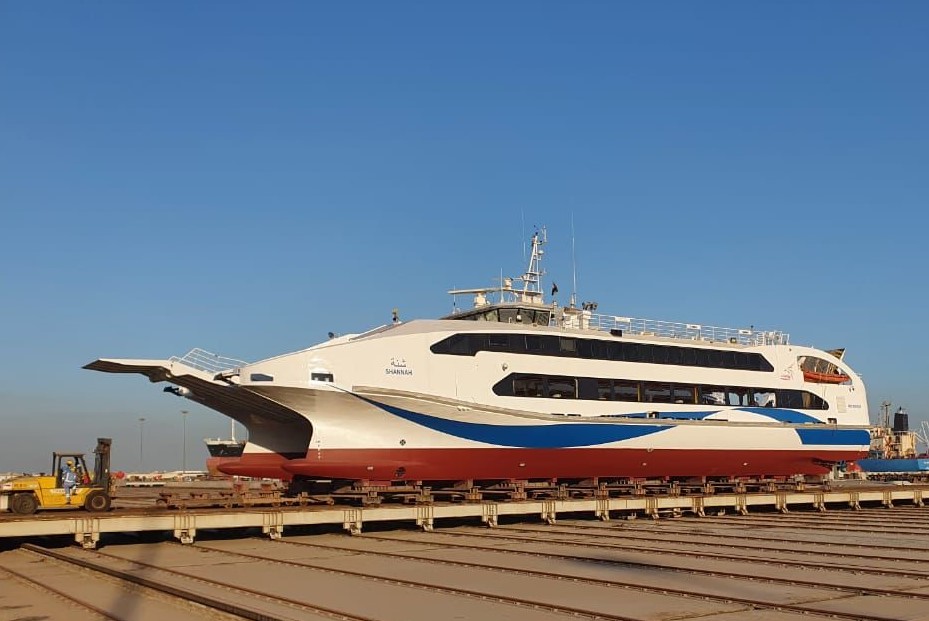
[795,428,871,446]
[365,399,667,448]
[361,397,867,449]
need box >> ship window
[587,340,606,359]
[718,351,735,368]
[431,333,774,371]
[700,386,727,406]
[694,349,709,367]
[801,391,828,410]
[754,390,775,407]
[525,335,543,352]
[250,373,274,382]
[499,308,518,323]
[488,333,510,351]
[513,376,545,397]
[311,373,334,382]
[547,377,577,399]
[622,343,641,362]
[651,346,669,364]
[482,309,499,322]
[643,382,673,403]
[614,380,639,402]
[727,387,751,406]
[680,348,696,365]
[672,384,696,404]
[495,373,830,410]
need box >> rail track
[14,543,386,621]
[452,523,929,579]
[341,525,929,592]
[3,508,927,621]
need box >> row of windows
[431,333,774,372]
[491,373,829,410]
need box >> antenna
[570,213,578,308]
[521,209,527,263]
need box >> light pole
[181,410,189,474]
[138,417,146,472]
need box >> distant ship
[203,420,245,477]
[852,403,929,477]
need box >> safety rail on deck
[565,312,789,346]
[170,348,249,374]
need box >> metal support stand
[482,503,498,528]
[173,514,196,544]
[343,508,363,535]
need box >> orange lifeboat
[803,370,850,384]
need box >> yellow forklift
[0,438,113,514]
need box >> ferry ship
[86,230,871,484]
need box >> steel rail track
[20,543,380,621]
[357,529,929,597]
[264,536,921,621]
[170,541,650,621]
[493,524,929,578]
[691,509,929,530]
[554,519,929,554]
[509,520,929,564]
[0,561,121,620]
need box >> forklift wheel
[84,490,111,512]
[11,493,38,515]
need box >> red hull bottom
[219,448,866,481]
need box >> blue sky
[2,2,927,472]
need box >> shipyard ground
[2,482,929,620]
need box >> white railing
[565,312,788,346]
[170,348,248,374]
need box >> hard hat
[67,460,74,465]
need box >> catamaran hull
[218,384,870,481]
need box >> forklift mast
[94,437,112,489]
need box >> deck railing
[565,312,788,346]
[170,348,248,374]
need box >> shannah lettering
[385,368,413,376]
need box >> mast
[519,227,546,304]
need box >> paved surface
[2,506,929,620]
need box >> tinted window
[432,333,774,372]
[643,382,673,403]
[513,376,545,397]
[672,384,696,404]
[525,335,543,352]
[547,377,577,399]
[488,334,510,351]
[614,380,639,402]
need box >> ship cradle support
[1,485,927,549]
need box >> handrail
[562,311,788,346]
[169,348,248,374]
